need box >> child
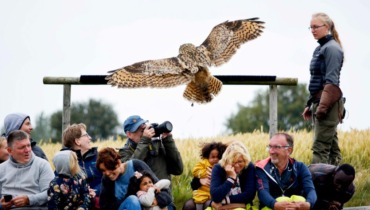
[127,171,171,210]
[192,142,227,210]
[48,150,91,210]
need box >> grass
[40,129,370,209]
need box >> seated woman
[97,147,172,210]
[210,140,256,209]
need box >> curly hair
[219,140,251,168]
[96,147,121,171]
[126,170,155,197]
[200,141,227,159]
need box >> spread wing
[199,17,265,67]
[106,57,191,88]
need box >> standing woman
[302,12,345,165]
[210,140,256,209]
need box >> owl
[106,17,264,104]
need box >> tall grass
[40,130,370,208]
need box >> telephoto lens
[152,121,173,137]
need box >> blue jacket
[61,147,103,195]
[99,159,172,210]
[210,162,256,205]
[255,157,317,209]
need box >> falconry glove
[315,84,342,120]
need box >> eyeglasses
[308,25,325,30]
[232,159,245,166]
[80,133,90,138]
[266,145,291,150]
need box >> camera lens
[151,121,173,137]
[163,121,173,132]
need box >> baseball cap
[123,115,147,133]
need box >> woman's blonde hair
[69,151,85,178]
[312,12,342,49]
[219,140,251,168]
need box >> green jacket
[119,135,183,181]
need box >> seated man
[0,130,54,209]
[309,163,355,210]
[255,132,317,210]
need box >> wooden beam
[43,75,298,138]
[44,75,298,86]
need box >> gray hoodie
[4,113,29,137]
[3,113,48,160]
[0,152,54,207]
[53,150,73,177]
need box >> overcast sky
[1,0,369,138]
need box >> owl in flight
[106,17,264,104]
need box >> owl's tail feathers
[183,75,222,104]
[208,75,222,95]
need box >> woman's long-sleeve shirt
[210,162,256,204]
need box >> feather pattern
[106,17,264,104]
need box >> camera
[150,121,173,137]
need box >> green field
[41,129,370,209]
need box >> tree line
[32,99,120,143]
[27,84,310,142]
[226,83,311,133]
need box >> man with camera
[119,115,184,185]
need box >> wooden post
[62,84,71,135]
[269,85,278,138]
